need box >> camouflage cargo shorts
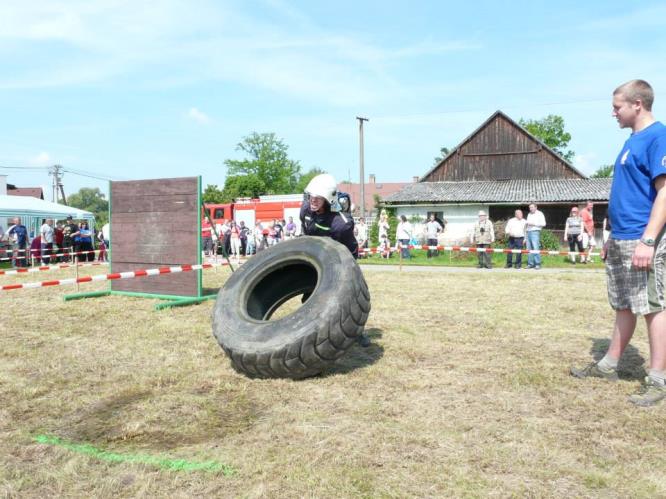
[605,233,666,315]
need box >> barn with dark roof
[384,110,610,242]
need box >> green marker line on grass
[33,435,235,475]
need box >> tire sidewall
[213,237,356,352]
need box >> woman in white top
[378,210,390,240]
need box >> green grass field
[1,264,664,497]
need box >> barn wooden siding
[423,112,583,182]
[110,177,199,297]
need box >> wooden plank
[111,177,198,197]
[112,195,198,214]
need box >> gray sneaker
[570,362,619,381]
[629,377,666,407]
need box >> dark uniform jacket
[299,201,358,258]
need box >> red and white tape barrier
[0,261,109,277]
[0,262,230,292]
[361,244,600,257]
[0,248,101,262]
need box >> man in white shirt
[425,214,443,258]
[505,209,527,269]
[40,219,54,264]
[525,203,546,269]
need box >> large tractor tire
[212,236,371,379]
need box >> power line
[62,168,125,181]
[0,165,50,170]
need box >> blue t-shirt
[608,121,666,239]
[9,224,28,246]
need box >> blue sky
[1,0,665,200]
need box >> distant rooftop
[7,184,44,200]
[384,178,612,204]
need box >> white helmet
[304,173,338,206]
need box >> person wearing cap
[471,210,494,269]
[300,173,369,347]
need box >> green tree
[224,132,301,196]
[202,184,225,203]
[591,164,614,178]
[519,115,575,162]
[433,146,451,165]
[221,174,266,202]
[294,167,326,194]
[68,187,109,225]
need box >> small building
[7,184,45,199]
[385,110,611,242]
[338,174,416,218]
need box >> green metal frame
[63,176,217,310]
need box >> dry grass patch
[1,266,665,497]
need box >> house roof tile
[384,179,612,204]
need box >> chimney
[368,174,376,184]
[413,176,419,183]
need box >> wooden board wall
[110,177,199,296]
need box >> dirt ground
[1,265,664,498]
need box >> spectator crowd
[202,216,301,262]
[0,216,110,267]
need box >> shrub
[539,229,560,251]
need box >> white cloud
[0,1,479,107]
[29,152,52,166]
[187,107,211,124]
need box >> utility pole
[356,116,369,219]
[49,165,66,204]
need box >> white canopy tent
[0,195,95,238]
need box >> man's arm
[633,175,666,269]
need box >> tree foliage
[221,175,266,202]
[68,187,109,225]
[223,132,301,199]
[519,115,575,162]
[433,146,451,165]
[202,184,225,204]
[591,164,614,178]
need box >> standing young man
[571,80,666,406]
[40,219,54,265]
[525,203,546,269]
[425,214,443,258]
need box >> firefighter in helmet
[300,173,358,258]
[300,173,370,346]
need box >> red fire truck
[203,194,303,230]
